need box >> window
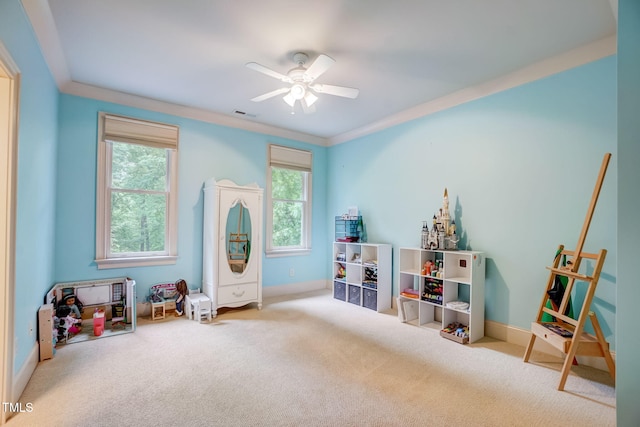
[266,144,312,256]
[96,113,179,269]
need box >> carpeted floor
[8,289,615,427]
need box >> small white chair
[185,288,201,320]
[196,298,212,323]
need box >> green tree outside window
[271,167,306,247]
[110,142,168,254]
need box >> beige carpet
[9,289,615,427]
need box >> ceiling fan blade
[246,62,292,83]
[251,87,290,102]
[304,54,335,81]
[310,83,359,99]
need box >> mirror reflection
[226,202,251,274]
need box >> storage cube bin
[363,288,377,311]
[333,281,346,301]
[348,285,361,305]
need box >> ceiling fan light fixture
[290,83,306,100]
[304,91,318,107]
[283,92,295,107]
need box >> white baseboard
[263,280,329,299]
[13,341,39,401]
[485,320,616,372]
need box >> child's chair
[185,288,201,320]
[196,298,212,323]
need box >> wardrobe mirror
[226,202,251,274]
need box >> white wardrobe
[203,178,263,317]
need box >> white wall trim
[20,0,71,87]
[0,41,20,426]
[22,0,616,148]
[609,0,618,23]
[12,341,38,403]
[22,0,325,146]
[60,34,616,148]
[328,35,617,146]
[62,81,328,146]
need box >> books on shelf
[400,288,419,299]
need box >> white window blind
[269,144,312,172]
[103,114,179,149]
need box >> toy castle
[421,188,458,250]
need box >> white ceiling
[23,0,617,145]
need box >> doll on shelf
[174,279,189,317]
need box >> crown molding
[21,0,327,146]
[21,0,70,87]
[328,35,617,146]
[609,0,618,23]
[22,0,615,148]
[62,81,328,146]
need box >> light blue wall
[617,1,640,425]
[54,95,328,302]
[4,0,635,421]
[327,56,617,348]
[0,0,59,375]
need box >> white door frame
[0,42,19,425]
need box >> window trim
[95,112,179,269]
[266,144,312,257]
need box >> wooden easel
[523,153,615,391]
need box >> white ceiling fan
[246,52,359,114]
